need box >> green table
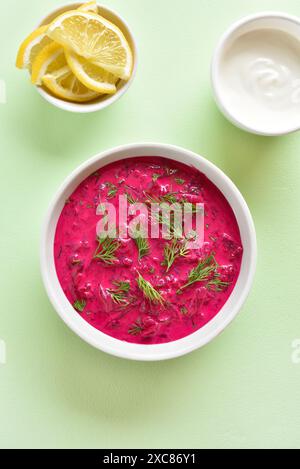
[1,0,300,449]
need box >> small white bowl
[40,143,257,361]
[37,2,137,113]
[211,12,300,136]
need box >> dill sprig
[128,318,144,335]
[107,281,131,305]
[73,299,86,312]
[207,276,230,292]
[163,193,178,204]
[125,192,137,204]
[175,178,185,185]
[181,200,202,213]
[144,191,200,238]
[135,236,150,260]
[144,192,181,237]
[178,254,217,292]
[137,273,165,305]
[152,173,161,182]
[163,238,189,272]
[177,254,229,293]
[144,191,178,205]
[180,306,188,315]
[132,223,150,260]
[93,236,120,264]
[106,182,117,198]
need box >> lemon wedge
[65,49,118,94]
[30,41,100,102]
[31,42,66,85]
[16,25,52,70]
[42,65,100,102]
[16,2,99,70]
[47,11,133,80]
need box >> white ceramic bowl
[211,12,300,136]
[40,143,257,361]
[37,2,137,113]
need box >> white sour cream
[219,28,300,133]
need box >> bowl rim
[36,2,138,113]
[40,142,257,361]
[211,11,300,136]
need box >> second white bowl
[211,12,300,136]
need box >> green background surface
[1,0,300,449]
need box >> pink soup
[54,157,243,344]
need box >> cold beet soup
[54,157,243,344]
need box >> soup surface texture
[54,157,243,344]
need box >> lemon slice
[32,41,114,95]
[16,25,52,70]
[42,65,100,102]
[65,49,118,93]
[31,41,100,102]
[16,2,98,70]
[78,1,98,13]
[47,11,133,80]
[31,42,66,85]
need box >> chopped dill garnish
[175,178,185,185]
[128,318,144,336]
[180,306,188,315]
[133,234,150,260]
[143,191,178,205]
[107,281,131,306]
[137,273,165,305]
[73,299,86,312]
[181,200,202,213]
[106,182,117,198]
[150,206,181,239]
[135,237,150,260]
[207,277,230,292]
[143,192,201,238]
[162,238,189,272]
[162,193,178,204]
[132,223,150,259]
[177,254,217,292]
[125,192,137,204]
[177,254,229,293]
[93,236,120,264]
[113,281,130,292]
[152,173,161,182]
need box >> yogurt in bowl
[40,143,257,361]
[211,12,300,135]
